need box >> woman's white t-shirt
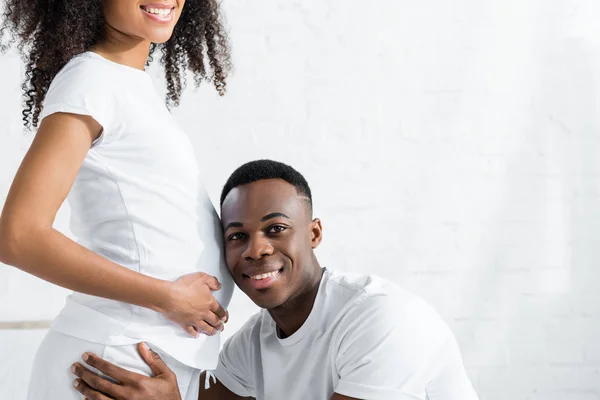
[39,52,234,369]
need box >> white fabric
[27,329,200,400]
[214,269,479,400]
[38,52,234,369]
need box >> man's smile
[243,267,284,290]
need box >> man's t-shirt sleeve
[334,294,479,400]
[425,330,480,399]
[213,317,258,398]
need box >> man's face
[221,179,322,309]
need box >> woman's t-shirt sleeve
[39,59,119,147]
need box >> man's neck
[268,265,325,339]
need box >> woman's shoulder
[53,52,150,91]
[48,52,118,96]
[40,53,129,132]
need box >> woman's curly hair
[0,0,232,128]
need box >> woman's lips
[140,5,175,23]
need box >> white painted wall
[1,0,600,399]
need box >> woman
[0,1,234,398]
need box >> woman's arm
[0,113,226,336]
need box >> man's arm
[200,371,254,399]
[71,343,252,400]
[333,294,478,400]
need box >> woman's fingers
[202,275,222,291]
[201,308,225,331]
[185,325,200,338]
[210,299,227,322]
[194,321,220,336]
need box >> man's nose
[242,234,274,260]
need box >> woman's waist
[79,239,228,278]
[61,245,235,320]
[52,296,222,368]
[75,223,207,259]
[57,291,232,332]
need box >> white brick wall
[1,0,600,399]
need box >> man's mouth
[248,269,283,280]
[243,268,284,290]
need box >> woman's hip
[27,329,199,400]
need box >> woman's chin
[144,29,176,45]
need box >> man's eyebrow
[224,222,243,231]
[260,212,291,222]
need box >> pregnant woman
[0,1,234,398]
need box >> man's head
[220,160,323,309]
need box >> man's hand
[71,343,181,400]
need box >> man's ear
[310,218,323,249]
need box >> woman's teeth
[142,7,172,16]
[250,271,280,280]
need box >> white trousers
[27,329,200,400]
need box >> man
[70,160,479,400]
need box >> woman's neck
[92,28,152,71]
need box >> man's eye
[228,233,246,241]
[268,225,286,234]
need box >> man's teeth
[143,7,172,16]
[250,271,280,280]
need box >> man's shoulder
[325,270,447,334]
[326,269,405,297]
[221,310,265,349]
[325,269,424,311]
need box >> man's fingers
[137,343,173,377]
[73,378,113,400]
[81,352,140,384]
[72,364,124,399]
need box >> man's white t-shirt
[38,52,234,369]
[214,269,478,400]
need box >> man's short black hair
[220,160,313,210]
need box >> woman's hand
[158,272,228,337]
